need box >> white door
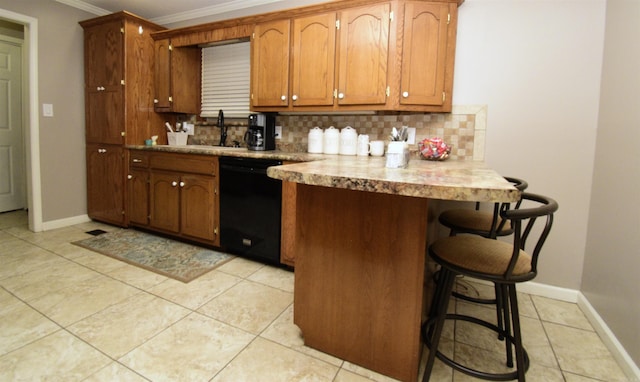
[0,39,25,212]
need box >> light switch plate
[275,126,282,139]
[42,103,54,117]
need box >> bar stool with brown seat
[437,176,528,337]
[422,192,558,381]
[439,177,528,239]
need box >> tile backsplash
[191,105,487,161]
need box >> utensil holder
[167,132,188,146]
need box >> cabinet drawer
[129,151,149,168]
[150,152,217,175]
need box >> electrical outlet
[275,125,282,139]
[406,127,416,144]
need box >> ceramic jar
[308,127,324,153]
[323,126,340,154]
[339,126,357,155]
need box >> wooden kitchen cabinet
[335,3,391,106]
[141,151,220,246]
[86,144,125,225]
[81,12,166,226]
[153,38,201,114]
[290,13,336,107]
[127,151,150,226]
[399,1,454,107]
[250,0,460,113]
[251,19,291,107]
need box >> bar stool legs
[422,268,530,381]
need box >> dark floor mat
[85,229,108,236]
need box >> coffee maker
[245,113,276,151]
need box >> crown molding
[149,0,284,25]
[55,0,110,16]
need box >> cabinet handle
[338,92,345,99]
[292,95,298,101]
[127,175,133,180]
[97,148,106,153]
[280,95,287,102]
[132,159,142,163]
[179,181,185,187]
[172,181,178,187]
[402,91,409,98]
[96,86,105,91]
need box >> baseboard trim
[463,278,638,380]
[577,293,640,381]
[41,214,90,231]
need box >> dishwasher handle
[220,163,269,175]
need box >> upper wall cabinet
[250,0,460,113]
[153,38,201,114]
[251,19,291,107]
[400,1,454,107]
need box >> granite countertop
[267,156,520,202]
[129,144,519,202]
[128,144,325,162]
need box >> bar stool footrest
[422,313,530,381]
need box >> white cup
[370,140,385,156]
[357,134,370,156]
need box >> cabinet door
[86,144,125,225]
[84,19,125,144]
[180,174,217,242]
[400,2,450,106]
[84,20,123,88]
[128,168,149,226]
[150,171,181,233]
[251,19,290,107]
[336,3,390,105]
[86,86,124,144]
[291,13,336,107]
[154,39,172,110]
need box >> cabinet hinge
[386,86,390,97]
[120,27,124,34]
[333,89,338,99]
[252,32,255,39]
[442,91,446,102]
[121,79,125,86]
[169,96,173,103]
[214,227,218,235]
[336,20,340,30]
[390,11,394,22]
[121,131,126,137]
[169,44,173,51]
[447,13,451,25]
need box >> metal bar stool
[422,193,558,381]
[437,177,528,337]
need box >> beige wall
[0,0,92,222]
[583,0,640,365]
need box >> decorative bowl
[418,137,451,161]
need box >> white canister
[339,126,357,155]
[323,126,340,154]
[357,134,370,156]
[308,127,324,153]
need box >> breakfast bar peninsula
[268,156,519,382]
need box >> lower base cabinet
[128,150,220,247]
[87,144,125,226]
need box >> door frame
[0,9,42,232]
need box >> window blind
[201,42,250,118]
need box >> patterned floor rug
[73,229,234,283]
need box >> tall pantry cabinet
[80,12,166,226]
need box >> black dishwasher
[219,156,282,265]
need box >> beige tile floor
[0,209,629,382]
